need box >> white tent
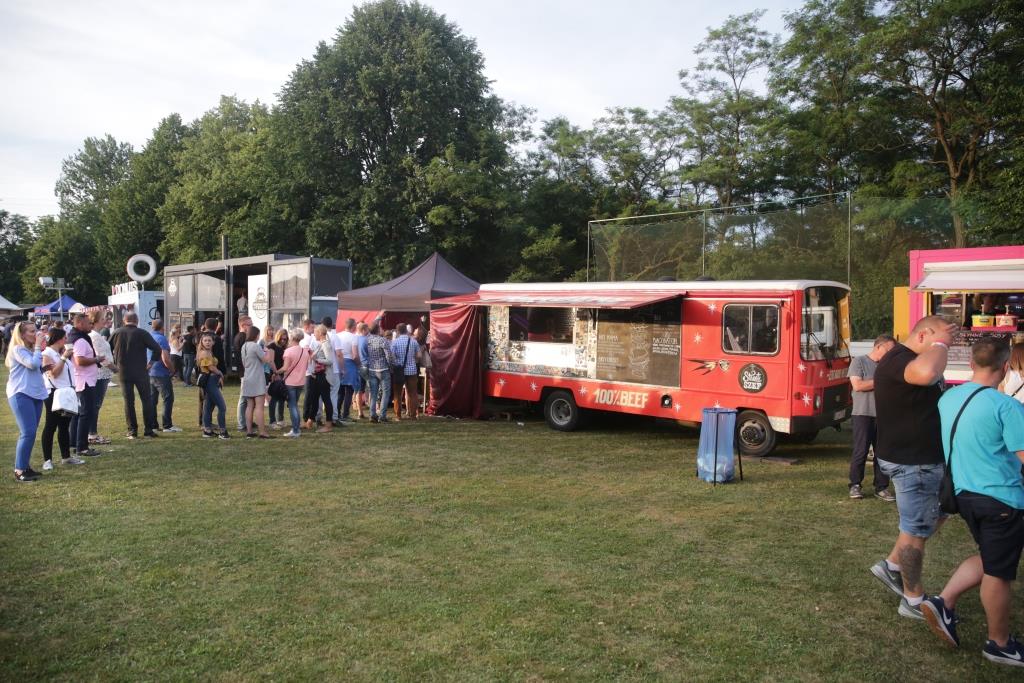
[0,293,21,316]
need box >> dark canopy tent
[337,253,479,328]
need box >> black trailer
[163,254,352,371]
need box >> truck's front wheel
[544,390,580,432]
[736,410,777,456]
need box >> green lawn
[0,372,1013,681]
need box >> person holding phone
[5,321,48,481]
[41,328,85,470]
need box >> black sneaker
[218,432,231,440]
[246,432,257,439]
[983,636,1024,667]
[24,467,43,478]
[13,470,40,482]
[870,559,904,597]
[142,432,159,438]
[202,430,215,438]
[78,449,102,457]
[922,595,960,647]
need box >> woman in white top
[1000,343,1024,404]
[168,324,184,383]
[88,311,117,444]
[41,328,85,469]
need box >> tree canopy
[5,0,1022,337]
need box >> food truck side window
[509,307,574,343]
[722,304,779,355]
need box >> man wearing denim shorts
[869,315,957,619]
[921,337,1024,667]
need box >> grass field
[0,372,1016,681]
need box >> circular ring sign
[126,254,157,283]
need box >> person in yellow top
[197,332,229,439]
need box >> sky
[0,0,799,220]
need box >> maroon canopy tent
[336,253,479,329]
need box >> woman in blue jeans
[5,322,48,482]
[279,329,309,438]
[197,332,230,439]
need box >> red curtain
[427,305,483,418]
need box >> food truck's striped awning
[913,258,1024,291]
[429,290,684,309]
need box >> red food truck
[431,279,853,455]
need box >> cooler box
[697,408,738,483]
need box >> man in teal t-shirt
[920,337,1024,668]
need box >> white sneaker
[43,460,53,471]
[62,456,86,465]
[162,426,183,433]
[284,430,300,438]
[271,422,283,430]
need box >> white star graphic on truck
[802,393,812,406]
[707,303,717,313]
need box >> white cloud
[0,0,794,219]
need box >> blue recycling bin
[696,408,740,484]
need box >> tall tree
[0,209,35,302]
[275,0,513,285]
[22,217,106,304]
[772,0,887,196]
[675,11,780,209]
[861,0,1024,246]
[101,114,192,283]
[158,97,291,265]
[55,134,133,233]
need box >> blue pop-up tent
[33,294,80,316]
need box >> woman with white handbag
[41,329,86,470]
[5,321,48,482]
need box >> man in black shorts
[921,337,1024,667]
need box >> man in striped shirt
[364,324,393,423]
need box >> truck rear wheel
[736,410,777,456]
[544,390,580,432]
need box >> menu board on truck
[948,329,1015,365]
[596,321,680,387]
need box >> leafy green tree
[0,209,35,302]
[22,217,106,304]
[274,0,511,285]
[55,134,133,234]
[101,115,192,284]
[675,11,780,209]
[158,97,294,265]
[772,0,885,196]
[860,0,1024,246]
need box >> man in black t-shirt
[181,326,197,386]
[869,315,957,620]
[110,312,167,438]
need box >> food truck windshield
[801,285,852,361]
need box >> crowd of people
[5,312,430,477]
[848,317,1024,668]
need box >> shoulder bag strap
[947,385,990,479]
[398,338,411,367]
[1012,381,1023,398]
